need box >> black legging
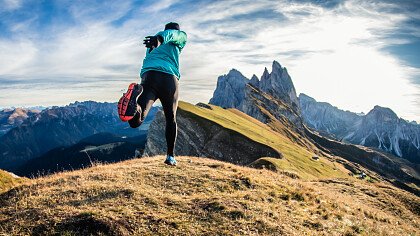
[129,70,179,156]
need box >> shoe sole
[164,160,177,166]
[118,83,143,122]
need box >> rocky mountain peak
[7,108,31,124]
[261,67,270,80]
[300,96,420,163]
[209,68,248,108]
[272,60,283,72]
[217,69,248,86]
[366,105,399,122]
[298,93,317,103]
[249,74,259,87]
[227,68,244,77]
[210,60,303,132]
[258,61,299,112]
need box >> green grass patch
[178,101,346,179]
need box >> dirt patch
[51,212,132,236]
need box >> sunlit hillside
[0,157,418,235]
[178,101,348,179]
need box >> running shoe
[118,83,143,122]
[164,155,177,166]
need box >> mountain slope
[299,94,420,163]
[0,157,418,235]
[15,133,147,177]
[299,93,361,138]
[144,101,419,192]
[145,101,346,179]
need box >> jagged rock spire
[209,68,248,108]
[261,67,270,81]
[209,60,304,132]
[272,60,282,71]
[250,74,259,87]
[258,61,299,112]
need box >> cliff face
[241,84,302,130]
[144,104,280,165]
[347,106,420,163]
[210,61,303,133]
[258,61,299,112]
[209,69,248,109]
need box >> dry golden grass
[0,169,25,193]
[0,156,418,235]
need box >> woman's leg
[158,76,179,157]
[128,84,157,128]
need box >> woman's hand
[143,36,158,49]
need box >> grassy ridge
[0,157,417,235]
[179,102,347,179]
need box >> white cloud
[0,0,419,121]
[0,39,37,75]
[143,0,181,13]
[177,0,420,121]
[0,0,22,11]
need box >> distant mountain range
[299,94,420,164]
[208,60,420,166]
[0,101,157,172]
[208,60,419,164]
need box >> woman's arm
[156,30,187,50]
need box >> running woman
[118,22,187,166]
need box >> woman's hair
[165,22,180,30]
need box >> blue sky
[0,0,419,121]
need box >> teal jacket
[140,29,187,79]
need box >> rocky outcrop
[300,94,420,164]
[143,106,280,165]
[210,60,303,132]
[209,69,248,109]
[258,61,299,112]
[249,74,259,87]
